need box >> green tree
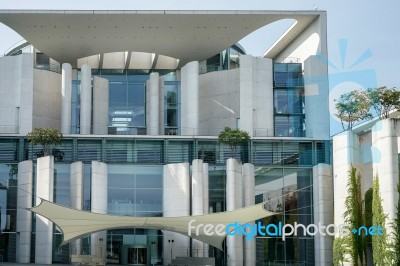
[372,176,390,265]
[218,127,250,158]
[333,236,350,266]
[343,166,365,265]
[335,90,371,130]
[367,87,400,119]
[392,181,400,265]
[27,128,63,157]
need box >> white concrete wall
[163,163,190,265]
[226,158,243,266]
[35,156,54,264]
[61,63,72,134]
[372,119,399,237]
[16,160,33,263]
[146,72,160,135]
[0,54,34,134]
[313,163,333,265]
[242,163,255,266]
[91,161,108,261]
[32,68,62,130]
[274,14,327,63]
[198,68,240,135]
[80,64,92,134]
[303,55,330,140]
[92,76,109,135]
[181,61,199,135]
[70,161,84,255]
[239,55,274,137]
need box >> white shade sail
[30,199,274,250]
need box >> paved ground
[0,264,74,266]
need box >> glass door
[127,248,147,265]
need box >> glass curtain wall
[273,63,305,137]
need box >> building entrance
[127,247,147,265]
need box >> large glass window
[273,63,305,137]
[107,165,163,217]
[71,81,81,134]
[164,81,180,135]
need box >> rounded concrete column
[70,161,84,255]
[313,163,334,265]
[16,160,33,263]
[146,72,160,135]
[181,61,199,135]
[202,163,209,257]
[226,158,243,266]
[80,64,92,134]
[163,163,190,265]
[91,161,108,262]
[35,156,54,265]
[242,163,255,266]
[192,159,204,257]
[61,63,72,134]
[372,119,399,237]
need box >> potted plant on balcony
[27,128,63,158]
[218,127,250,160]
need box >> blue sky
[0,0,399,135]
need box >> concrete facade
[146,72,160,135]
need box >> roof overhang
[0,10,322,67]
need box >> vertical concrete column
[159,76,165,134]
[17,160,33,263]
[239,55,254,137]
[226,158,243,266]
[146,72,160,135]
[313,163,334,265]
[192,159,204,257]
[70,161,84,255]
[91,161,108,261]
[304,56,330,140]
[333,131,359,227]
[80,64,92,134]
[61,63,72,134]
[372,119,399,237]
[242,163,255,266]
[163,163,190,265]
[35,156,54,264]
[92,76,109,135]
[181,61,199,135]
[202,163,209,257]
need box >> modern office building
[0,10,332,265]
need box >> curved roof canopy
[0,10,321,67]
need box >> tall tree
[372,176,390,265]
[333,236,350,266]
[393,180,400,265]
[335,90,371,130]
[343,166,365,265]
[367,87,400,119]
